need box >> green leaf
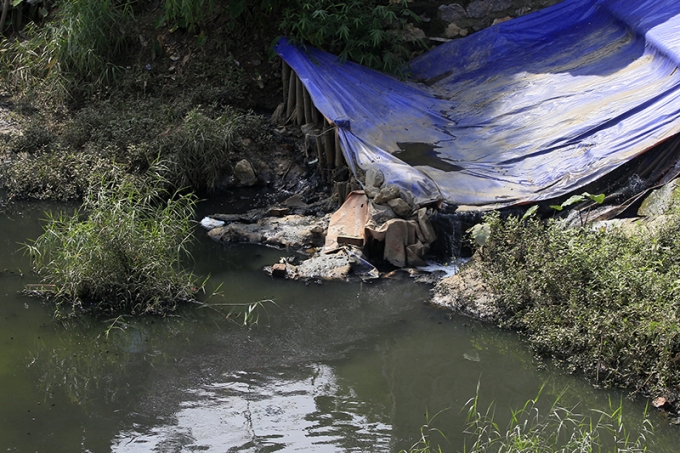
[586,192,606,204]
[561,194,587,208]
[468,223,491,247]
[228,0,245,18]
[521,205,538,221]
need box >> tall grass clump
[25,165,203,317]
[475,212,680,396]
[462,388,652,453]
[0,0,132,104]
[161,106,267,192]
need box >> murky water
[1,197,679,452]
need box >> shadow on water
[1,197,679,451]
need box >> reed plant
[24,164,203,317]
[401,387,653,453]
[461,387,652,453]
[0,0,132,104]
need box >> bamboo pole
[295,76,304,126]
[311,104,320,125]
[281,61,290,106]
[302,86,313,125]
[334,130,344,168]
[286,71,296,120]
[315,135,326,181]
[323,120,335,170]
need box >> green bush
[477,212,680,395]
[160,106,268,192]
[24,166,203,317]
[279,0,424,75]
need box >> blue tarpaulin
[275,0,680,210]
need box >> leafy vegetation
[24,166,203,317]
[0,0,133,104]
[280,0,424,75]
[474,211,680,396]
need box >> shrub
[0,0,133,104]
[160,106,268,192]
[476,212,680,395]
[24,165,203,317]
[279,0,425,75]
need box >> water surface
[1,198,678,452]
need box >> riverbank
[431,183,680,421]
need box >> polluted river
[2,192,680,452]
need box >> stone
[383,219,409,267]
[292,250,353,280]
[368,201,396,225]
[437,4,468,23]
[374,184,401,204]
[388,197,412,218]
[467,0,512,19]
[234,159,257,186]
[400,23,426,42]
[638,179,680,218]
[444,23,463,39]
[365,166,385,188]
[365,185,380,199]
[417,208,437,244]
[492,16,512,26]
[406,242,428,267]
[283,194,308,209]
[271,263,288,278]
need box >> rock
[283,194,308,209]
[271,263,288,278]
[368,201,397,225]
[365,166,384,188]
[492,16,512,26]
[444,23,464,39]
[638,179,680,217]
[234,159,257,186]
[417,208,437,244]
[365,185,380,199]
[383,219,409,267]
[292,250,353,280]
[208,214,330,250]
[400,23,426,42]
[388,197,413,218]
[374,184,401,204]
[430,255,500,321]
[467,0,512,19]
[406,242,428,267]
[437,4,468,23]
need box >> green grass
[24,164,203,317]
[402,386,653,453]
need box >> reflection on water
[113,366,392,452]
[1,198,680,452]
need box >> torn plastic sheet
[276,0,680,211]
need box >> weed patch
[475,212,680,397]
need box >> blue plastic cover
[275,0,680,210]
